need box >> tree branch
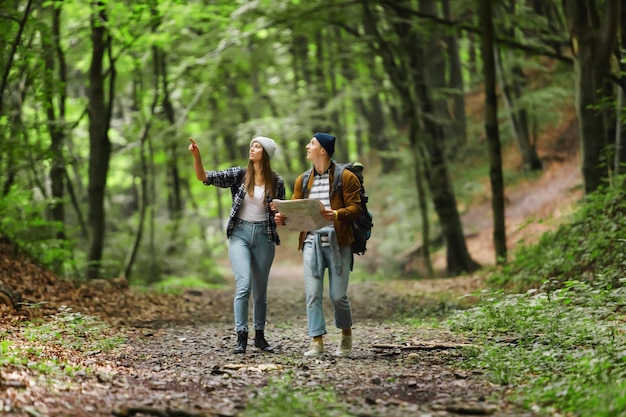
[0,0,33,115]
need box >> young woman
[189,136,285,354]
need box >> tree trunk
[123,101,154,281]
[562,0,619,194]
[465,9,478,88]
[360,1,435,274]
[615,81,623,181]
[42,3,68,245]
[0,0,32,116]
[86,0,114,279]
[2,91,23,197]
[0,4,30,198]
[479,0,507,264]
[158,51,184,254]
[409,119,434,277]
[419,0,454,160]
[365,0,479,275]
[123,49,159,281]
[329,28,346,155]
[148,112,158,282]
[442,0,467,149]
[617,1,626,175]
[366,90,392,169]
[65,170,88,241]
[417,0,479,274]
[495,48,542,171]
[360,19,394,171]
[494,0,542,172]
[290,31,311,170]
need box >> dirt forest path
[91,156,580,417]
[92,273,530,417]
[88,157,582,417]
[2,136,581,416]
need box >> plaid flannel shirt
[203,166,286,245]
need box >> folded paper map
[273,199,331,232]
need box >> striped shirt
[304,169,332,246]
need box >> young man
[275,132,362,357]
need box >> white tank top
[239,185,267,222]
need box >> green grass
[23,305,124,351]
[147,275,228,294]
[1,306,124,377]
[349,268,387,283]
[490,186,626,290]
[445,183,626,416]
[243,375,352,417]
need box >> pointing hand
[188,137,200,155]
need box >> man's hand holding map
[273,199,331,232]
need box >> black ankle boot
[233,330,248,354]
[254,330,274,353]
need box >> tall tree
[364,0,479,274]
[158,47,184,253]
[616,0,626,176]
[360,1,436,274]
[0,0,33,199]
[562,0,620,194]
[123,62,157,281]
[0,0,33,116]
[442,0,467,149]
[478,0,507,263]
[86,0,116,279]
[414,0,479,274]
[494,0,542,172]
[41,1,68,244]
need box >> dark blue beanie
[313,132,336,157]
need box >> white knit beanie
[251,136,276,159]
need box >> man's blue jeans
[302,241,353,337]
[228,220,275,332]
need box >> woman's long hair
[244,149,276,198]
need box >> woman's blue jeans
[302,241,353,337]
[228,220,275,332]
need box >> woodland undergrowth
[447,182,626,416]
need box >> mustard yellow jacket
[292,162,362,249]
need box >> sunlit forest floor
[0,239,537,417]
[0,110,580,416]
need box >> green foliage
[101,194,227,284]
[371,149,437,277]
[349,268,387,283]
[150,274,227,294]
[243,375,351,417]
[490,186,626,290]
[1,306,123,376]
[0,0,580,287]
[0,339,11,358]
[23,306,124,351]
[0,188,74,274]
[448,280,626,416]
[447,183,626,416]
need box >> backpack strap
[332,163,346,197]
[301,168,314,198]
[303,163,346,197]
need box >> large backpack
[302,162,373,256]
